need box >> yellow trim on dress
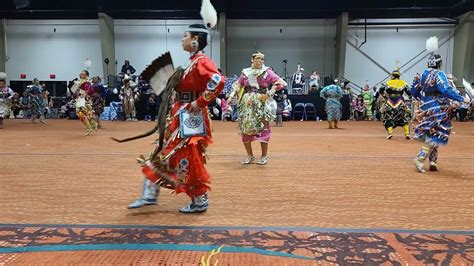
[386,79,407,89]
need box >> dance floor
[1,119,473,264]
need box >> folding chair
[305,103,317,121]
[292,103,306,121]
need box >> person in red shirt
[127,21,225,213]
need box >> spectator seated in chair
[292,102,306,121]
[291,65,305,94]
[308,71,320,91]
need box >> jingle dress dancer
[229,51,287,165]
[411,37,470,173]
[320,80,343,129]
[380,70,412,139]
[28,79,46,124]
[126,0,225,213]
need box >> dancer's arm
[319,87,327,99]
[267,69,287,97]
[193,58,226,110]
[436,72,467,102]
[337,86,343,99]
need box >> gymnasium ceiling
[1,0,473,20]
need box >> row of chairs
[107,102,321,121]
[292,103,318,121]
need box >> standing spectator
[342,82,354,120]
[342,82,352,96]
[376,88,387,121]
[372,86,381,120]
[121,60,136,75]
[138,76,151,94]
[146,93,159,121]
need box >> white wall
[345,19,455,87]
[5,20,103,82]
[4,18,459,89]
[227,19,336,79]
[114,19,220,75]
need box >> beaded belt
[244,87,267,94]
[176,91,200,103]
[425,91,441,97]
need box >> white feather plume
[462,78,474,100]
[141,52,175,96]
[200,0,217,29]
[0,72,6,80]
[426,36,439,53]
[149,65,174,96]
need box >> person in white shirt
[308,71,320,90]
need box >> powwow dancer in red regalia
[114,0,225,213]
